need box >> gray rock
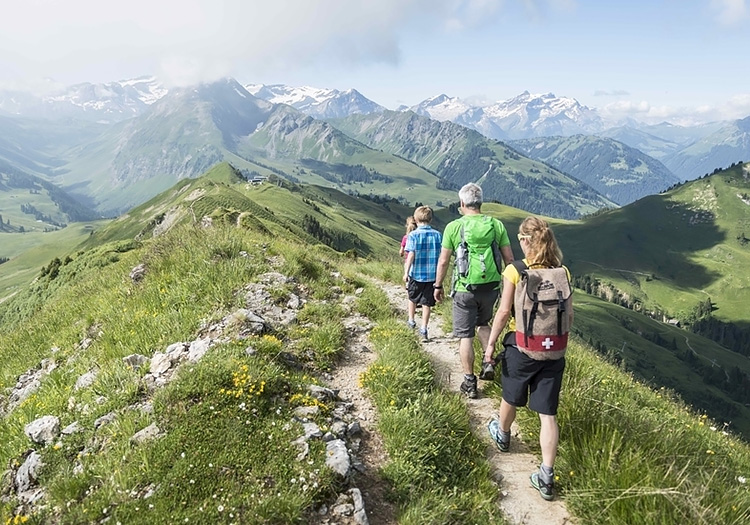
[332,502,355,517]
[130,264,147,282]
[61,422,83,435]
[325,439,350,477]
[307,384,338,402]
[149,353,172,376]
[293,406,319,419]
[331,420,348,438]
[130,423,161,445]
[24,416,60,445]
[122,354,149,369]
[94,412,116,429]
[165,342,189,358]
[187,338,211,362]
[287,294,303,309]
[347,421,363,438]
[15,451,43,493]
[302,422,323,440]
[349,488,369,525]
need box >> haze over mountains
[0,76,748,222]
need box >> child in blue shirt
[403,206,442,341]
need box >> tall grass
[0,224,354,523]
[502,340,750,524]
[358,289,505,525]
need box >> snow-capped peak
[409,94,473,122]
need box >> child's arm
[403,251,415,285]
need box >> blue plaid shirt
[405,225,442,282]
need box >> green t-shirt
[442,214,511,293]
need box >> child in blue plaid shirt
[403,206,442,342]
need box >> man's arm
[433,247,453,302]
[501,244,514,264]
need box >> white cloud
[711,0,748,26]
[601,95,750,126]
[0,0,510,88]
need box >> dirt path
[382,283,574,525]
[325,312,399,525]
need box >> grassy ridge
[0,196,748,523]
[557,165,750,324]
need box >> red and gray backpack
[512,261,573,359]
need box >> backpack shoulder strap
[511,260,528,274]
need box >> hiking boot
[478,361,495,381]
[487,419,509,452]
[460,376,478,399]
[530,471,555,501]
[407,320,416,329]
[419,328,429,342]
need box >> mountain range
[0,76,748,219]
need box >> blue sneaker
[487,419,510,452]
[530,471,554,501]
[407,320,416,329]
[419,328,428,342]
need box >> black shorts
[500,342,565,416]
[407,279,436,307]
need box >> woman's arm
[484,276,514,362]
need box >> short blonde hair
[413,206,433,224]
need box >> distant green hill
[508,134,680,205]
[556,164,750,331]
[2,161,749,441]
[0,160,100,233]
[80,162,413,258]
[330,110,616,219]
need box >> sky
[1,0,749,125]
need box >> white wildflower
[738,476,747,484]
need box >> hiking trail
[381,282,574,525]
[326,280,574,524]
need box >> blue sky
[1,0,748,124]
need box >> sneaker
[487,419,509,452]
[530,471,555,501]
[478,361,495,381]
[460,376,478,399]
[419,328,429,342]
[407,320,416,329]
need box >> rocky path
[380,283,574,525]
[323,281,574,524]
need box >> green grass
[2,164,750,523]
[358,289,505,525]
[506,342,750,524]
[0,220,109,301]
[0,222,360,523]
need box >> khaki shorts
[451,288,499,338]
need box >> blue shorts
[500,341,565,416]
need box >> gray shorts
[452,288,500,338]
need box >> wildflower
[706,449,715,455]
[738,476,747,484]
[569,471,575,477]
[217,505,224,512]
